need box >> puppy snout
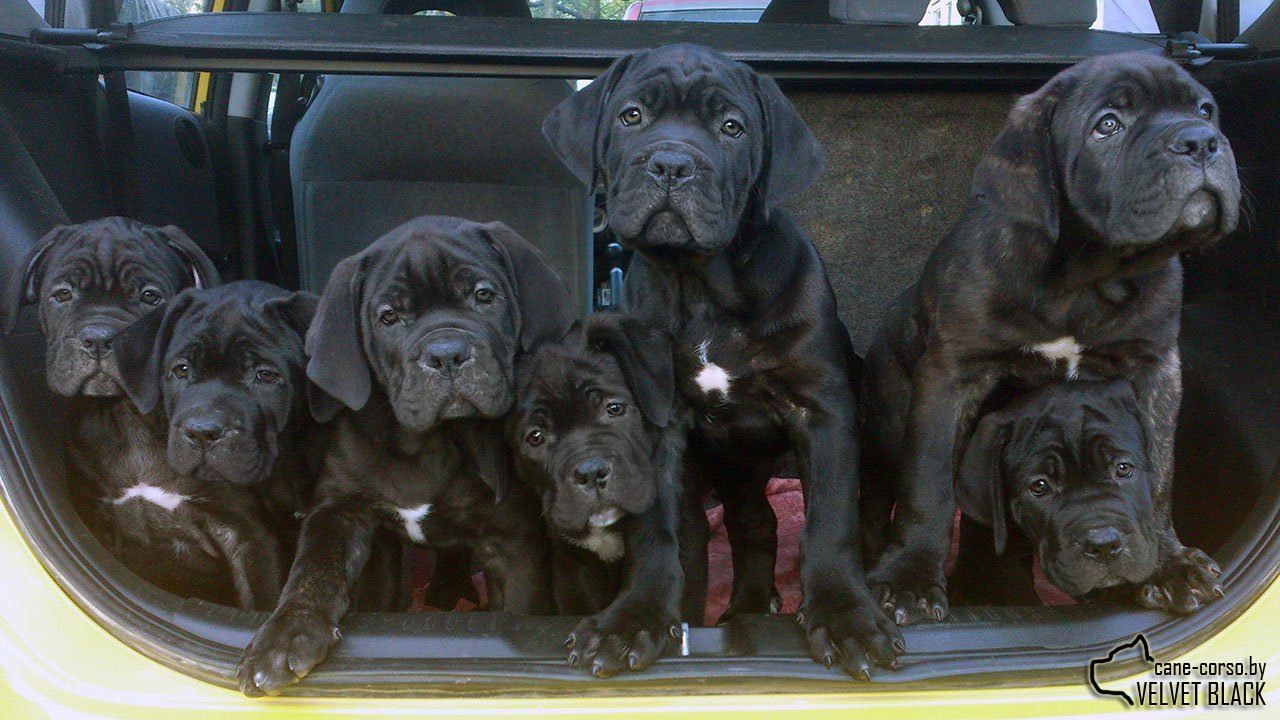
[572,456,613,490]
[1167,125,1220,165]
[421,336,473,379]
[1082,526,1126,560]
[78,325,116,360]
[646,150,696,189]
[180,416,228,449]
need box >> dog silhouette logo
[1090,634,1154,705]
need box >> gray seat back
[291,0,589,312]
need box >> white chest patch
[114,483,189,512]
[1024,335,1085,379]
[570,528,625,563]
[694,339,732,397]
[396,504,432,544]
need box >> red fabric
[408,477,1074,615]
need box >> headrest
[995,0,1095,27]
[340,0,530,18]
[828,0,929,25]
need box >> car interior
[0,0,1278,696]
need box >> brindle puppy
[861,52,1238,625]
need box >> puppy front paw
[1135,546,1223,615]
[566,606,681,678]
[797,584,904,680]
[868,546,948,625]
[237,607,341,697]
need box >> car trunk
[0,12,1277,696]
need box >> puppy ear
[456,422,510,505]
[114,291,195,415]
[306,254,373,422]
[262,290,320,339]
[956,413,1012,555]
[586,314,675,428]
[478,221,575,352]
[542,53,639,187]
[971,79,1066,240]
[2,224,73,334]
[154,225,221,290]
[752,71,824,215]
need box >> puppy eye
[1198,103,1214,120]
[1093,113,1124,139]
[255,368,281,384]
[605,402,625,417]
[378,308,400,326]
[474,287,495,304]
[52,288,73,303]
[1115,462,1134,478]
[1028,478,1052,497]
[721,119,744,138]
[171,362,190,379]
[140,288,162,305]
[525,429,545,447]
[619,107,643,126]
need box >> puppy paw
[237,607,341,697]
[1135,546,1223,615]
[566,608,680,678]
[867,548,948,625]
[715,586,783,626]
[797,585,904,680]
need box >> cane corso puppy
[98,280,318,610]
[237,216,573,696]
[861,52,1237,625]
[543,44,902,678]
[948,381,1210,608]
[508,315,678,619]
[0,218,233,590]
[2,217,219,397]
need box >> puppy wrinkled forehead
[624,46,754,108]
[375,232,501,298]
[1073,54,1210,112]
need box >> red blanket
[409,477,1073,617]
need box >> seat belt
[100,69,138,219]
[264,71,317,289]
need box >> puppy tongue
[588,507,624,528]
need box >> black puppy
[508,315,678,618]
[544,44,902,678]
[237,216,574,696]
[2,217,218,397]
[104,280,318,610]
[861,52,1238,625]
[0,218,231,590]
[949,381,1196,607]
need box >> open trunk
[0,3,1277,697]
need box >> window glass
[118,0,205,107]
[1090,0,1159,33]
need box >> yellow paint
[190,0,227,114]
[0,495,1275,718]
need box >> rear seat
[290,0,590,311]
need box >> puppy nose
[1082,526,1126,560]
[1167,125,1220,164]
[572,457,612,489]
[78,325,115,359]
[423,337,473,378]
[646,150,695,188]
[181,417,227,449]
